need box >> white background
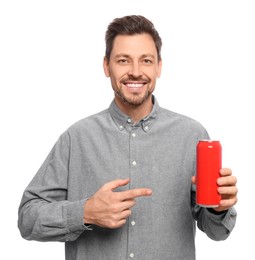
[1,0,254,259]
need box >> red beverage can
[196,140,222,207]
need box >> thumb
[191,176,196,185]
[102,178,130,191]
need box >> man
[18,15,238,260]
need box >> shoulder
[158,106,209,138]
[62,108,109,137]
[159,107,203,127]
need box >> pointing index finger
[120,188,153,201]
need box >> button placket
[128,127,140,259]
[130,128,137,168]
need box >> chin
[123,93,152,106]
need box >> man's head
[105,15,162,62]
[103,15,163,110]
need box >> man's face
[104,33,162,107]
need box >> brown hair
[105,15,162,61]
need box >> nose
[128,62,142,78]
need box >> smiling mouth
[123,78,148,88]
[125,82,145,88]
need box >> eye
[117,59,129,64]
[143,59,153,64]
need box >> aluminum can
[196,140,222,207]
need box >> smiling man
[18,15,238,260]
[104,33,162,123]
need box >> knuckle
[108,220,117,229]
[110,204,119,213]
[119,219,127,227]
[101,183,110,191]
[126,209,132,217]
[225,168,232,174]
[226,168,232,173]
[129,190,137,197]
[111,214,119,221]
[231,186,238,195]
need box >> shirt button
[131,220,136,226]
[119,125,124,130]
[144,126,149,131]
[132,161,137,166]
[132,133,136,137]
[130,253,134,258]
[127,118,132,123]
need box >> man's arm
[18,133,87,242]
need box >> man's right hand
[83,178,152,229]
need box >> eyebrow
[114,53,156,59]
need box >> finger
[119,209,132,219]
[102,178,130,191]
[108,210,132,229]
[191,176,196,184]
[219,197,238,208]
[217,176,237,186]
[107,218,128,229]
[114,218,128,229]
[220,168,232,176]
[218,186,238,196]
[120,188,152,201]
[119,199,136,211]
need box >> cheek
[145,66,160,78]
[109,75,121,91]
[155,67,162,78]
[111,69,128,84]
[148,71,160,83]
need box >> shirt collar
[109,95,159,132]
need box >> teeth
[126,83,144,88]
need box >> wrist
[83,198,94,225]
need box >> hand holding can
[196,140,222,207]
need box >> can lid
[199,139,220,142]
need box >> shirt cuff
[64,199,92,238]
[206,207,237,232]
[207,208,228,215]
[221,207,237,232]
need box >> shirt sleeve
[191,186,237,241]
[18,132,89,242]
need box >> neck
[114,95,153,124]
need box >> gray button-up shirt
[18,97,237,260]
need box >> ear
[103,57,110,77]
[157,59,162,78]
